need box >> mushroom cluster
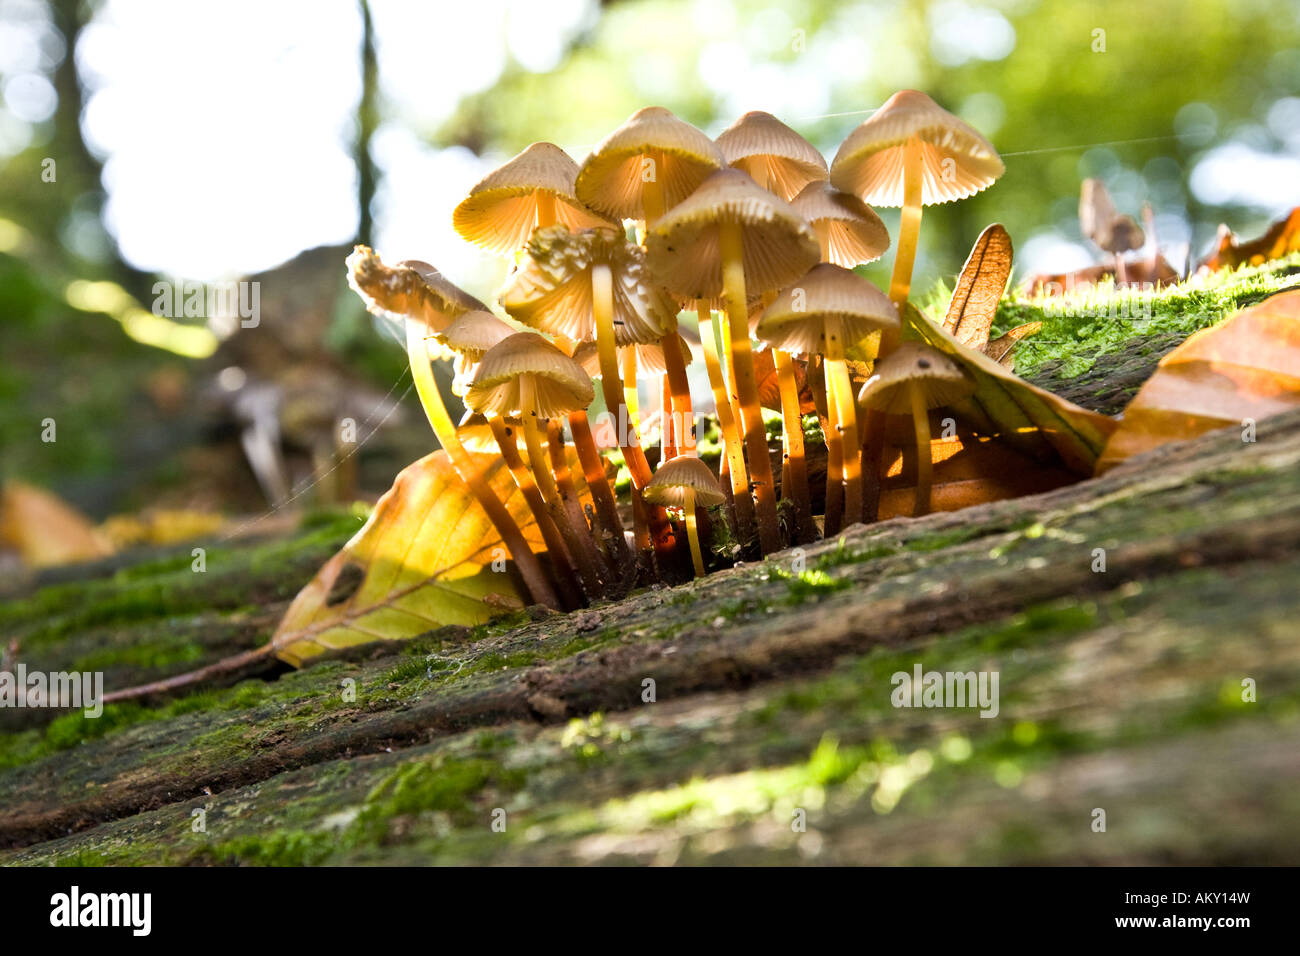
[348,92,1003,610]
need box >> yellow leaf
[0,481,114,568]
[1096,290,1300,473]
[271,449,536,667]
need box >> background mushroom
[715,110,828,202]
[792,180,891,269]
[435,309,517,395]
[830,90,1004,309]
[1079,177,1146,285]
[643,455,726,577]
[647,169,821,555]
[857,342,976,518]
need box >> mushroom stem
[488,417,584,609]
[661,374,676,459]
[641,150,665,224]
[535,191,557,230]
[719,220,781,555]
[825,315,862,524]
[548,419,612,585]
[1114,252,1127,287]
[773,348,813,543]
[821,365,844,536]
[662,320,694,457]
[698,302,754,543]
[567,410,631,567]
[592,262,674,562]
[887,135,925,307]
[404,320,561,610]
[908,379,933,517]
[859,407,887,523]
[683,486,705,577]
[622,346,639,425]
[518,377,603,596]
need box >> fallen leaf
[1199,206,1300,272]
[944,223,1013,351]
[903,304,1117,475]
[272,449,535,667]
[984,321,1043,369]
[1096,289,1300,472]
[0,481,114,568]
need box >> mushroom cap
[575,107,726,221]
[829,90,1004,206]
[573,332,694,379]
[715,110,828,201]
[346,246,488,333]
[465,332,595,419]
[1081,179,1147,254]
[453,142,617,256]
[791,181,891,267]
[643,454,727,509]
[499,225,675,346]
[856,342,976,414]
[756,263,899,355]
[645,168,821,300]
[436,309,517,362]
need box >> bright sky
[3,0,1299,289]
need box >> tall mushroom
[454,142,616,256]
[643,456,726,577]
[346,247,562,610]
[647,169,821,555]
[576,106,723,463]
[465,332,606,596]
[499,225,675,560]
[757,263,898,532]
[857,343,975,518]
[830,90,1003,309]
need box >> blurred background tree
[1,0,1297,516]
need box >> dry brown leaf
[1199,207,1300,272]
[944,223,1013,351]
[1096,289,1300,473]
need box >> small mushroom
[435,309,516,395]
[791,181,890,268]
[758,263,898,532]
[643,455,726,577]
[830,91,1004,308]
[857,343,975,518]
[647,169,820,555]
[715,110,828,201]
[1079,178,1145,286]
[466,332,605,596]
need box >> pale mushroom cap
[756,262,899,355]
[573,333,694,378]
[499,225,675,346]
[465,332,595,419]
[792,181,891,267]
[346,246,488,332]
[856,342,975,414]
[436,309,517,362]
[453,142,616,256]
[645,168,821,300]
[643,454,727,509]
[715,110,828,202]
[829,90,1004,206]
[575,106,726,221]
